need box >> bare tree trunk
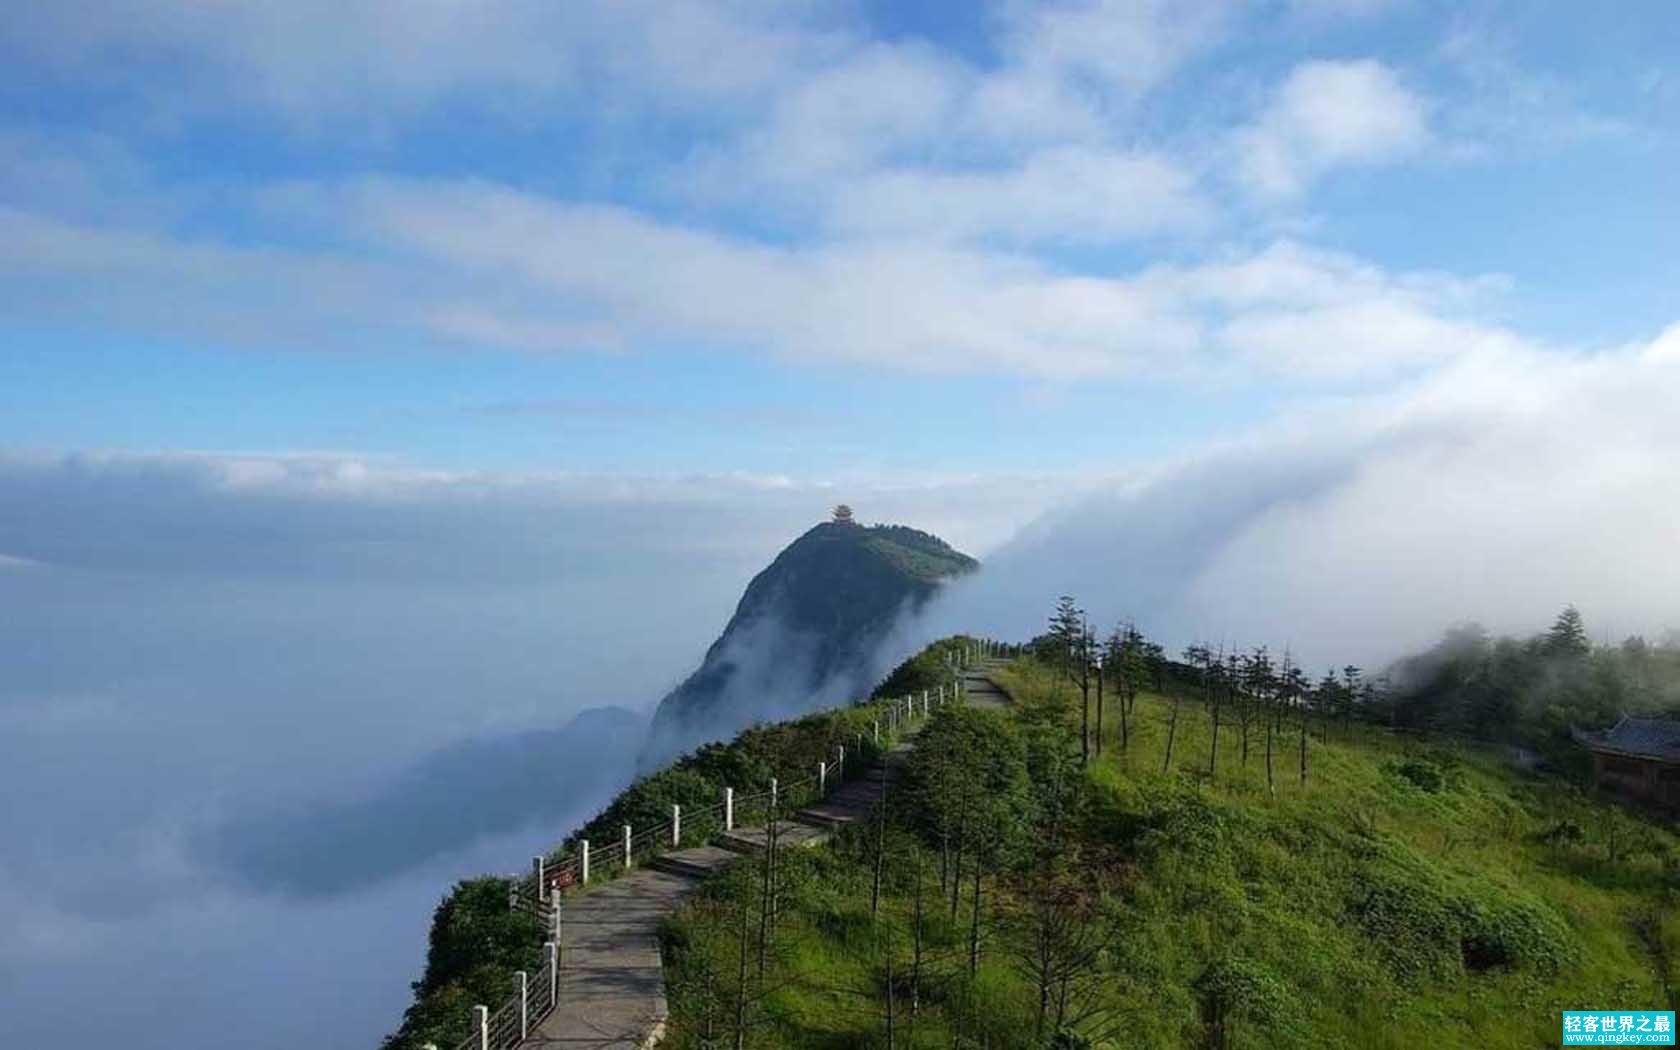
[1035,912,1050,1038]
[950,779,971,921]
[1080,673,1091,768]
[1162,694,1180,775]
[968,856,984,977]
[1119,676,1129,752]
[1208,699,1221,777]
[871,770,888,918]
[949,840,963,921]
[1240,698,1250,765]
[1265,704,1275,799]
[734,879,750,1050]
[757,801,776,981]
[911,853,925,1017]
[884,940,896,1050]
[1095,669,1104,759]
[939,825,950,897]
[1300,704,1310,787]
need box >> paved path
[961,660,1012,710]
[520,658,1011,1050]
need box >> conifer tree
[1545,604,1591,659]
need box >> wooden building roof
[1573,714,1680,763]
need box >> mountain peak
[641,519,975,765]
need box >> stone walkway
[519,658,1010,1049]
[960,662,1011,710]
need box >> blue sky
[2,0,1674,480]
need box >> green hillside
[659,653,1680,1049]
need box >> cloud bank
[924,325,1680,670]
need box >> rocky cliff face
[640,520,976,766]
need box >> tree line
[1037,596,1680,776]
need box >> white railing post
[623,823,633,869]
[873,719,880,743]
[725,786,734,831]
[474,1004,488,1050]
[938,683,944,706]
[581,840,590,884]
[819,760,827,794]
[838,745,845,774]
[552,895,562,947]
[517,969,529,1038]
[672,803,682,846]
[533,855,546,903]
[546,940,558,1004]
[770,777,778,813]
[922,689,929,716]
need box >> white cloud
[1236,59,1431,198]
[728,42,966,182]
[1435,22,1637,152]
[995,0,1232,96]
[336,181,1505,380]
[925,323,1680,668]
[826,146,1208,243]
[0,0,839,124]
[0,177,1521,383]
[674,5,1228,243]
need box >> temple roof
[1573,714,1680,762]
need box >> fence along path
[423,639,1018,1050]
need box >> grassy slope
[660,657,1680,1049]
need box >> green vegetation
[659,646,1680,1049]
[382,650,967,1050]
[382,878,547,1048]
[1384,608,1680,765]
[859,525,980,583]
[871,636,973,702]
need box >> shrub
[1538,819,1585,847]
[1456,892,1574,973]
[871,635,968,700]
[1138,790,1230,864]
[1348,866,1464,983]
[1391,758,1447,793]
[1347,838,1574,982]
[1194,955,1302,1043]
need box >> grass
[660,656,1680,1049]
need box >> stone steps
[646,844,738,880]
[715,821,829,855]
